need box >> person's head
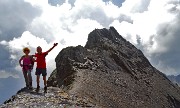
[37,46,42,54]
[23,47,30,55]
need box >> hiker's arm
[32,58,36,62]
[19,57,23,67]
[46,43,58,53]
[32,55,36,62]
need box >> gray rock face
[48,27,180,108]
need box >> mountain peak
[46,27,180,107]
[2,27,180,108]
[85,26,126,49]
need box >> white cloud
[8,31,49,51]
[0,0,180,76]
[156,60,178,75]
[0,40,8,46]
[0,31,60,78]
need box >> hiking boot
[28,82,33,90]
[25,84,29,89]
[44,86,47,93]
[29,82,32,87]
[36,86,40,92]
[29,86,33,90]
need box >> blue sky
[0,0,180,104]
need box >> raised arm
[46,43,58,53]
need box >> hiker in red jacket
[34,43,58,93]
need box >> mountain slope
[47,27,180,108]
[1,27,180,108]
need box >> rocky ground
[0,87,96,108]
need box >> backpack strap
[29,55,34,70]
[21,55,25,59]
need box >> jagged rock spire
[85,26,126,49]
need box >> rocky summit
[0,87,95,108]
[1,27,180,108]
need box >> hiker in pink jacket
[19,47,35,89]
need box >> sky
[0,0,180,103]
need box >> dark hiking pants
[23,70,32,87]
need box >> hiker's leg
[42,68,47,93]
[43,76,47,87]
[27,70,32,82]
[27,70,32,88]
[35,68,41,87]
[43,76,47,93]
[35,75,40,92]
[36,75,40,87]
[23,71,29,87]
[42,68,47,87]
[35,68,41,92]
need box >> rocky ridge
[0,87,95,108]
[48,27,180,108]
[1,27,180,108]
